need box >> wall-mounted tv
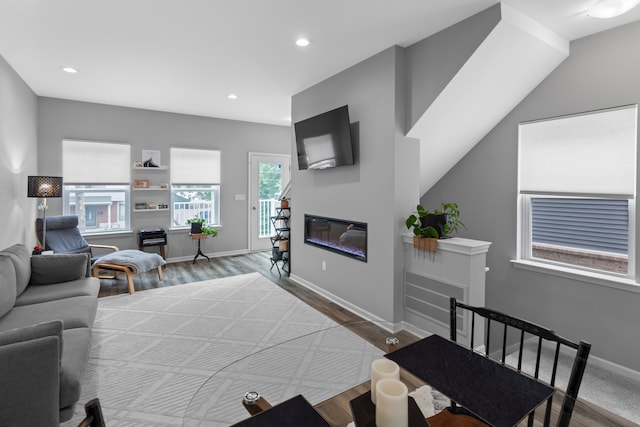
[294,105,354,170]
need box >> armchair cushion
[37,216,92,254]
[30,253,91,286]
[0,243,31,296]
[0,257,16,318]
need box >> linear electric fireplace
[304,214,367,262]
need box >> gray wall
[423,20,640,372]
[0,55,38,250]
[405,4,501,130]
[291,46,417,323]
[37,97,290,259]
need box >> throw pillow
[0,257,17,317]
[30,253,90,286]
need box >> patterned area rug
[62,273,393,426]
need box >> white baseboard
[165,248,249,264]
[588,352,640,384]
[289,274,402,334]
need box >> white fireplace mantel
[402,234,492,345]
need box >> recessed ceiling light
[295,38,310,47]
[587,0,640,18]
[61,66,78,74]
[228,94,238,100]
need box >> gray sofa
[0,243,100,426]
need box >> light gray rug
[62,273,384,426]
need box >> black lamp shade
[27,176,63,198]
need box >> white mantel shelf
[402,234,491,255]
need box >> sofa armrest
[0,321,62,425]
[30,253,92,285]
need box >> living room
[2,1,640,425]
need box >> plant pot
[413,236,438,253]
[279,239,289,252]
[420,214,447,238]
[280,199,289,208]
[190,223,203,234]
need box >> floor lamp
[27,176,63,251]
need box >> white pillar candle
[375,378,408,427]
[370,358,400,404]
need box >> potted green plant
[187,217,218,237]
[405,202,465,251]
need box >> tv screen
[294,105,354,170]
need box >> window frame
[170,184,221,229]
[62,184,132,235]
[518,194,635,279]
[515,105,638,290]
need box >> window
[62,140,131,234]
[170,148,221,228]
[518,105,637,278]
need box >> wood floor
[96,251,636,427]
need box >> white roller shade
[519,105,637,197]
[171,148,221,184]
[63,140,131,184]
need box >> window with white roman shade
[170,147,221,227]
[517,105,637,280]
[61,140,131,234]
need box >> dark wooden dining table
[385,334,555,427]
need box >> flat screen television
[294,105,354,170]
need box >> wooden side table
[189,233,210,264]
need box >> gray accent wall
[422,20,640,372]
[37,97,290,259]
[291,46,418,323]
[0,55,38,250]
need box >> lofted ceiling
[1,1,640,127]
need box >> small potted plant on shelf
[280,197,290,209]
[187,218,218,237]
[405,202,465,252]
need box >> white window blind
[63,140,131,184]
[519,105,637,197]
[171,148,221,184]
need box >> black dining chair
[435,297,591,427]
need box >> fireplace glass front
[304,214,367,262]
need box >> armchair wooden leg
[125,269,135,294]
[157,265,163,282]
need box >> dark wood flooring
[96,251,636,427]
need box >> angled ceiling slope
[408,3,569,195]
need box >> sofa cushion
[15,277,100,307]
[60,327,91,410]
[0,295,98,331]
[0,257,17,318]
[30,253,91,286]
[0,324,61,425]
[0,244,31,296]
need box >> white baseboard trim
[504,337,640,384]
[289,274,402,334]
[165,248,249,264]
[588,352,640,384]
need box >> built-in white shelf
[132,186,169,191]
[133,208,169,212]
[133,166,169,171]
